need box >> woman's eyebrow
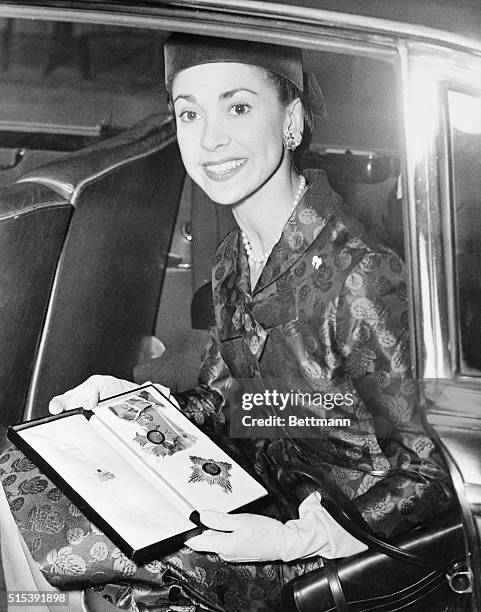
[173,88,258,105]
[173,93,196,104]
[219,88,258,100]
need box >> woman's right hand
[49,375,138,415]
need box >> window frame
[443,85,481,378]
[399,40,481,383]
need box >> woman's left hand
[185,510,289,562]
[185,506,338,563]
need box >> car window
[0,17,169,187]
[0,18,167,137]
[303,49,402,254]
[447,90,481,375]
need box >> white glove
[48,375,139,414]
[185,493,368,563]
[185,510,293,562]
[185,507,329,563]
[297,492,368,559]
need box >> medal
[188,455,233,493]
[96,468,115,482]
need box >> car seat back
[18,115,184,417]
[0,182,71,442]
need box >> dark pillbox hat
[164,33,326,116]
[164,33,303,91]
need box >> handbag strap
[278,464,447,572]
[322,557,349,612]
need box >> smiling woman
[165,33,313,290]
[0,31,456,612]
[171,62,296,205]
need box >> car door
[403,40,481,606]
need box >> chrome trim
[17,176,75,199]
[465,485,481,507]
[0,1,479,56]
[403,48,481,383]
[180,222,193,242]
[428,411,481,430]
[183,0,481,54]
[313,143,399,157]
[398,41,422,381]
[0,147,24,171]
[439,90,460,377]
[0,200,70,222]
[446,563,473,595]
[426,434,479,605]
[161,0,481,53]
[457,375,481,386]
[400,42,456,381]
[0,120,102,136]
[439,80,481,380]
[0,3,395,59]
[24,240,68,420]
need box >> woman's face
[171,62,291,205]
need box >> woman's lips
[202,158,247,182]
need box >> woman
[0,33,454,611]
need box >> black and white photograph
[0,1,479,611]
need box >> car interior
[1,13,479,612]
[0,18,405,450]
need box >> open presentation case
[8,384,267,563]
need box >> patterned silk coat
[176,168,454,539]
[0,169,455,612]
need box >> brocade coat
[0,169,454,612]
[176,168,454,538]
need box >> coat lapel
[212,169,343,360]
[253,168,342,295]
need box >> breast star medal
[188,456,233,493]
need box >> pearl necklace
[241,175,306,265]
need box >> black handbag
[279,465,472,612]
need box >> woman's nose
[201,117,230,151]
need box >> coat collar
[212,168,343,299]
[212,169,343,344]
[252,168,342,294]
